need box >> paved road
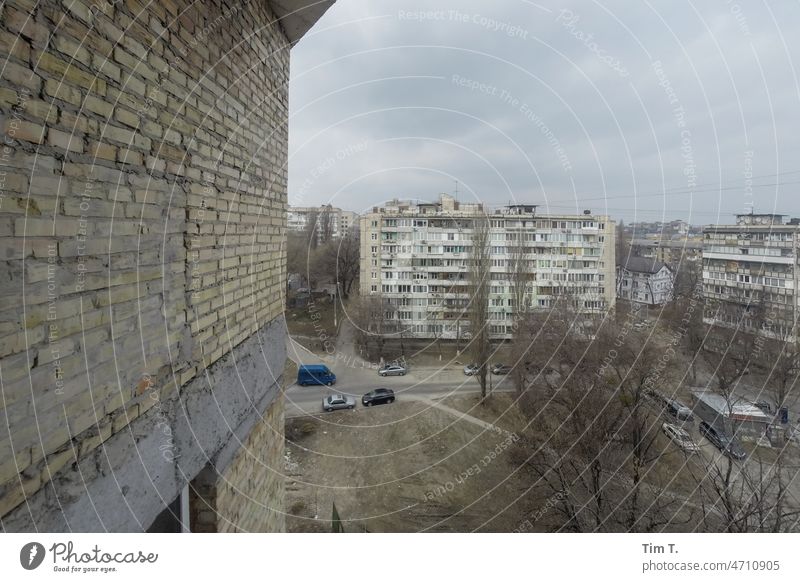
[285,323,515,417]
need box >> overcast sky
[287,0,800,224]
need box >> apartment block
[630,237,703,267]
[702,214,800,341]
[288,204,358,243]
[359,194,616,340]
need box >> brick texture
[190,395,286,533]
[0,0,289,523]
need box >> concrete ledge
[1,317,286,532]
[271,0,336,45]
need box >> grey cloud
[288,0,800,222]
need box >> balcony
[704,251,793,265]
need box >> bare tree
[352,295,396,362]
[508,233,531,321]
[511,298,703,532]
[748,316,800,532]
[672,256,702,301]
[323,233,360,298]
[305,209,319,250]
[701,305,762,407]
[286,230,329,289]
[286,232,310,283]
[318,204,334,244]
[467,214,492,401]
[599,322,693,531]
[753,316,799,416]
[616,219,630,266]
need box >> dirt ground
[284,391,800,532]
[284,394,549,532]
[286,300,337,353]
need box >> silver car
[662,422,700,453]
[322,394,356,411]
[378,363,407,376]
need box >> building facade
[288,205,358,243]
[616,257,674,306]
[0,0,333,532]
[359,194,615,340]
[702,214,800,341]
[630,238,703,267]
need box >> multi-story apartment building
[359,194,616,340]
[702,213,800,341]
[288,205,358,243]
[630,237,703,267]
[616,257,674,306]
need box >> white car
[662,422,700,453]
[463,363,479,375]
[322,394,356,412]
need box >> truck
[297,364,336,386]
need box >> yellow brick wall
[0,0,289,519]
[216,394,285,532]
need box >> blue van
[297,364,336,386]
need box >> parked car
[297,364,336,386]
[322,394,356,412]
[362,388,395,406]
[789,424,800,445]
[662,422,700,453]
[463,363,479,376]
[491,363,512,375]
[378,363,407,376]
[666,399,694,422]
[699,421,746,460]
[755,400,773,415]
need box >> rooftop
[691,390,770,421]
[620,256,670,274]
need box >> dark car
[699,421,746,460]
[666,399,694,422]
[362,388,396,407]
[491,363,512,375]
[755,400,773,415]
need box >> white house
[616,256,674,306]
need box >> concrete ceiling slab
[270,0,336,45]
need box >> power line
[480,168,800,207]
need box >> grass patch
[286,300,337,351]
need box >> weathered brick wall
[0,0,290,526]
[190,394,285,533]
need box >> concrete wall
[190,392,285,533]
[0,0,312,531]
